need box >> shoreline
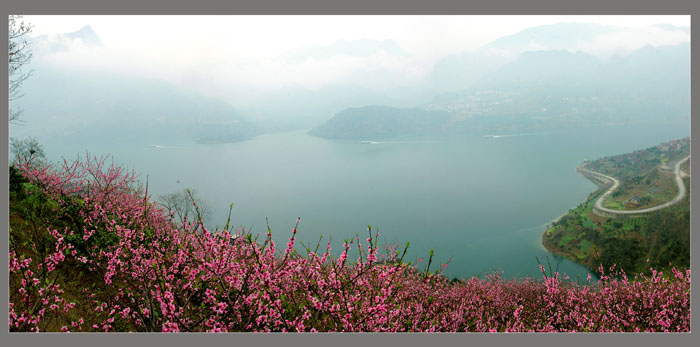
[539,166,609,267]
[540,154,690,274]
[539,166,605,239]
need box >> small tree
[158,188,212,225]
[9,15,33,123]
[10,136,45,166]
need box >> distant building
[626,196,641,208]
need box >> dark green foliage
[548,198,689,276]
[9,165,28,199]
[545,138,690,276]
[645,199,690,270]
[545,165,689,276]
[599,238,645,274]
[581,226,601,244]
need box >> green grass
[545,227,554,236]
[579,239,592,253]
[558,234,574,248]
[603,199,624,210]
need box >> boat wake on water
[483,132,550,139]
[359,140,440,144]
[148,144,187,149]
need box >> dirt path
[577,155,690,216]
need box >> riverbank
[542,146,690,275]
[541,173,609,241]
[539,175,612,275]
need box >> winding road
[577,155,690,216]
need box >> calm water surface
[38,124,689,280]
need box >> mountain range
[11,22,690,143]
[312,41,689,139]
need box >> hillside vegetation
[310,43,689,140]
[9,154,690,332]
[543,138,690,275]
[308,106,450,140]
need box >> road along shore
[576,156,690,218]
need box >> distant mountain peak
[64,25,103,47]
[30,24,104,56]
[484,22,615,54]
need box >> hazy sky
[26,15,690,57]
[22,15,691,105]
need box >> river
[32,123,689,280]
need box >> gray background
[1,0,697,345]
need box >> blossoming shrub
[8,155,691,332]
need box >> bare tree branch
[157,188,212,226]
[9,15,34,123]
